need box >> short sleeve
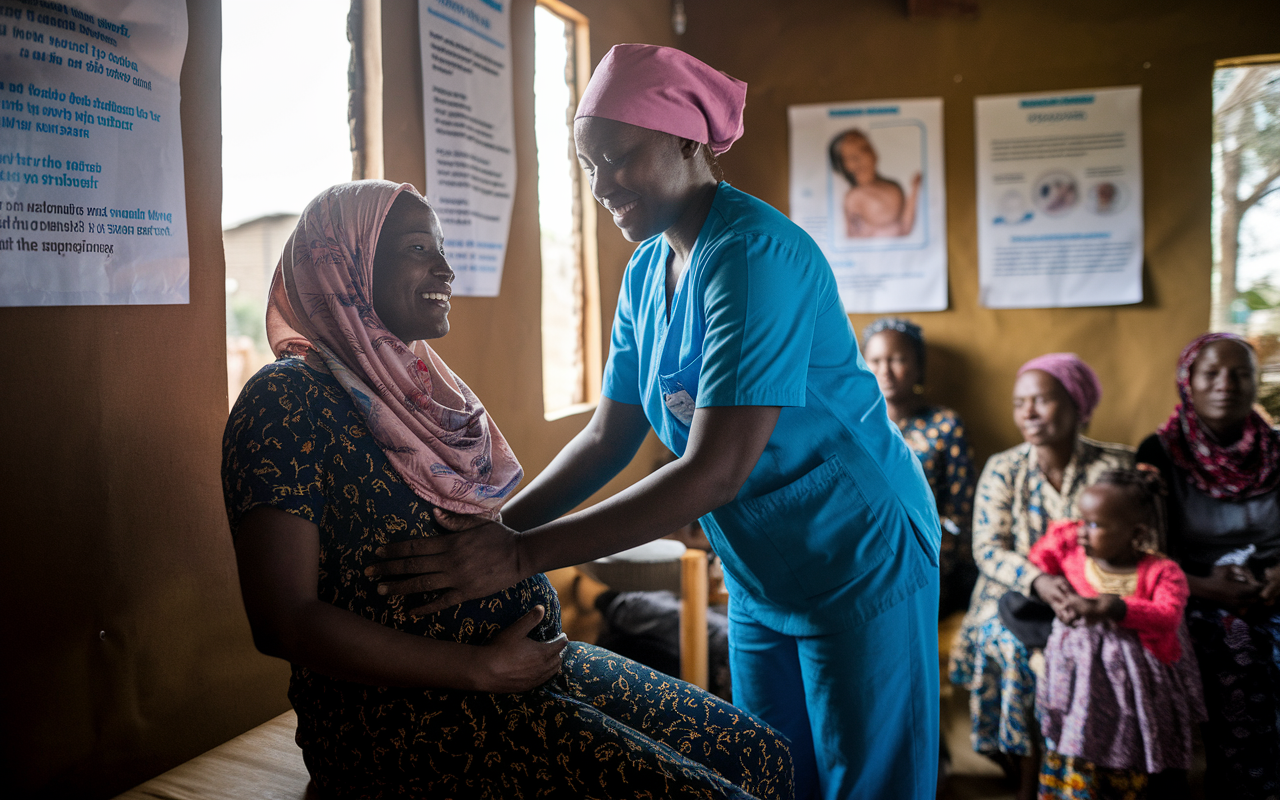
[697,234,816,408]
[221,363,326,536]
[601,263,643,406]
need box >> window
[221,0,353,407]
[1212,57,1280,333]
[1212,56,1280,415]
[534,1,600,418]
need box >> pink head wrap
[575,43,747,155]
[265,180,522,519]
[1017,353,1103,426]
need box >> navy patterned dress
[222,358,792,799]
[897,406,977,615]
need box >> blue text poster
[975,86,1143,309]
[0,0,188,306]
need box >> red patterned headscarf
[264,181,522,519]
[1156,332,1280,500]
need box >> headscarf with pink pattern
[1157,332,1280,500]
[264,180,522,519]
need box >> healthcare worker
[367,44,941,800]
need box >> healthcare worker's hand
[365,510,529,618]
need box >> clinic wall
[0,2,295,797]
[682,0,1280,464]
[379,0,679,498]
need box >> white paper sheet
[788,98,947,313]
[418,0,515,298]
[0,0,188,306]
[975,86,1143,309]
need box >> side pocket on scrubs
[658,354,703,427]
[720,455,896,604]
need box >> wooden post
[679,549,709,689]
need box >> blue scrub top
[602,183,941,636]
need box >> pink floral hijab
[265,180,522,519]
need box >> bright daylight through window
[221,0,352,407]
[1212,57,1280,414]
[535,1,598,418]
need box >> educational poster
[975,86,1143,309]
[0,0,188,306]
[788,98,947,313]
[418,0,514,297]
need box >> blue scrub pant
[728,580,939,800]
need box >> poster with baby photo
[788,98,947,313]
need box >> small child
[1029,467,1207,800]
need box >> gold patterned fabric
[1082,558,1138,597]
[222,359,792,799]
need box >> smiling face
[1077,485,1143,566]
[574,116,707,243]
[1012,369,1078,448]
[1189,339,1257,436]
[372,193,455,343]
[863,330,922,404]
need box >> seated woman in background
[862,317,977,616]
[221,181,792,799]
[1136,332,1280,800]
[948,353,1133,800]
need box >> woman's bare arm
[500,397,652,532]
[234,506,566,691]
[369,404,781,616]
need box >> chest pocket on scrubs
[714,454,895,605]
[658,353,702,427]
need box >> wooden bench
[113,711,315,800]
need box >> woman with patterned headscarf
[948,353,1134,800]
[1136,333,1280,799]
[372,44,943,799]
[223,181,791,798]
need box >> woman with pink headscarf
[222,181,791,798]
[373,44,943,800]
[948,353,1133,800]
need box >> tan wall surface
[682,0,1280,464]
[379,0,680,499]
[0,2,293,797]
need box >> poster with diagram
[0,0,188,306]
[976,86,1143,309]
[788,97,947,313]
[419,0,515,297]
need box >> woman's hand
[1189,564,1262,609]
[1062,593,1126,625]
[365,511,529,618]
[1032,574,1080,624]
[467,605,567,693]
[1260,564,1280,605]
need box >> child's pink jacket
[1029,520,1190,664]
